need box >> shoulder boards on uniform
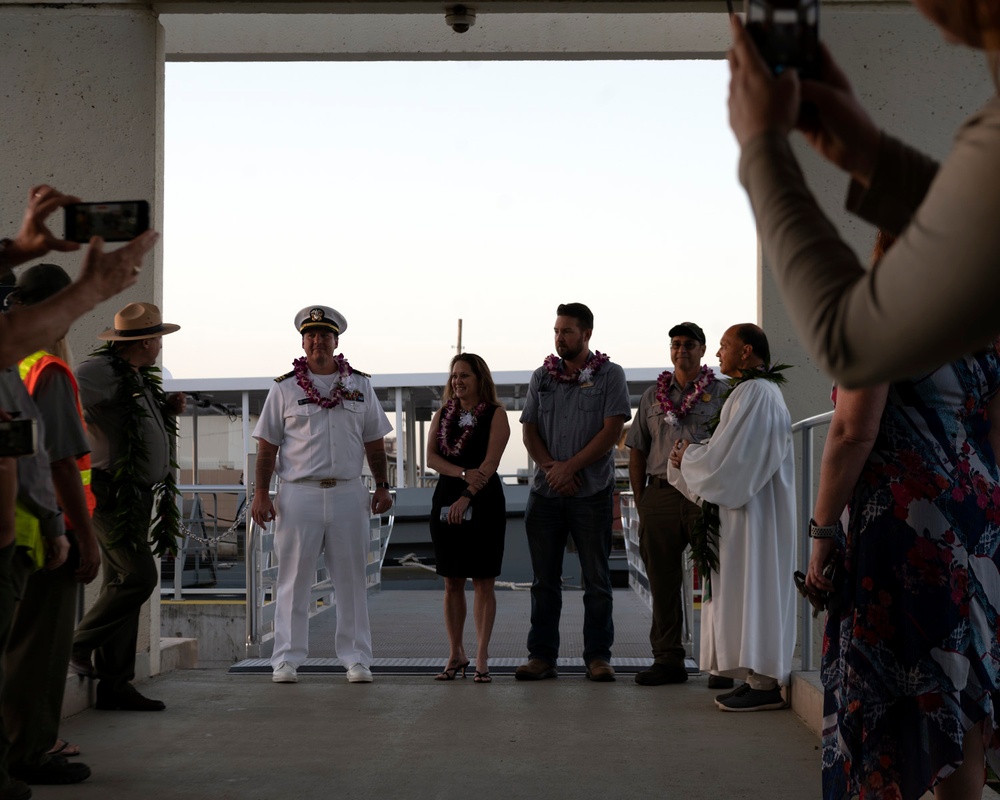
[353,369,371,378]
[274,370,295,383]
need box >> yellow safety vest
[14,351,95,569]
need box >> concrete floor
[32,588,822,800]
[40,668,820,800]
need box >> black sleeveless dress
[429,403,506,578]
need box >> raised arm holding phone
[0,184,158,370]
[728,1,1000,387]
[727,4,1000,798]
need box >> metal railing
[243,489,395,658]
[791,410,834,670]
[619,409,834,672]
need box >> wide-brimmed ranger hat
[295,305,347,336]
[98,302,180,341]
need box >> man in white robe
[667,323,796,712]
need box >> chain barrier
[177,501,248,546]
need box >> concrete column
[762,7,992,425]
[0,3,166,678]
[0,4,165,345]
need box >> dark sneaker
[514,658,558,681]
[634,662,688,686]
[585,659,616,682]
[714,683,744,702]
[95,683,166,711]
[0,779,31,800]
[707,674,735,690]
[715,683,786,712]
[10,756,90,785]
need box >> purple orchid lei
[437,398,489,457]
[655,365,716,427]
[293,354,353,409]
[542,351,610,385]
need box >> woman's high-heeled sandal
[434,660,470,681]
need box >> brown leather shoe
[514,658,558,681]
[586,659,616,682]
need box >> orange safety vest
[18,350,96,529]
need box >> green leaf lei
[688,362,792,600]
[94,344,180,557]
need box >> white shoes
[346,663,373,683]
[272,661,298,683]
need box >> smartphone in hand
[63,201,150,243]
[0,418,36,457]
[744,0,820,80]
[440,505,473,523]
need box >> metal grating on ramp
[230,588,700,675]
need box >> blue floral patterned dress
[822,346,1000,800]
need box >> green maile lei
[94,344,180,557]
[688,362,792,600]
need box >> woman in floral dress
[427,353,510,683]
[807,284,1000,797]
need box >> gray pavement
[32,588,821,800]
[41,669,819,800]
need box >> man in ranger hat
[69,302,185,712]
[625,322,728,687]
[251,306,393,684]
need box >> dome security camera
[445,5,476,33]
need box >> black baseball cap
[668,322,706,345]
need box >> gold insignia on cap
[309,308,325,322]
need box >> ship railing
[791,409,833,671]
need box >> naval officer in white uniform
[251,305,393,684]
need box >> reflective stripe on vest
[18,351,96,529]
[13,503,44,570]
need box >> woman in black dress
[427,353,510,683]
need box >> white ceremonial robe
[667,378,797,684]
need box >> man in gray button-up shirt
[516,303,631,682]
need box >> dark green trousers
[72,482,158,692]
[637,482,702,667]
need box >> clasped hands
[669,439,691,469]
[463,467,489,492]
[540,460,581,496]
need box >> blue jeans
[524,488,614,665]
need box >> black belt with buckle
[647,476,672,488]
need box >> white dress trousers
[270,479,372,669]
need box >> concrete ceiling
[142,0,901,61]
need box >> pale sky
[162,59,757,380]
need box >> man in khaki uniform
[626,322,727,686]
